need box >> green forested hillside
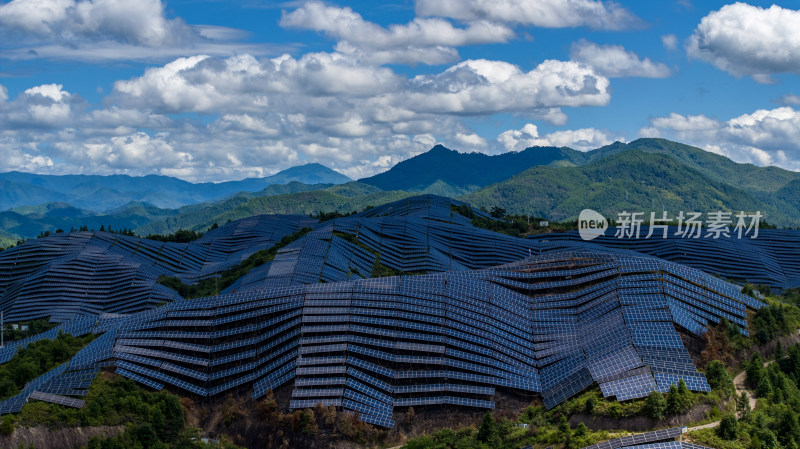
[192,189,414,231]
[0,182,333,240]
[359,144,586,192]
[461,150,793,224]
[138,184,413,234]
[588,139,800,193]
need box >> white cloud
[0,49,613,181]
[24,83,69,101]
[280,1,514,65]
[0,0,192,45]
[109,53,609,135]
[498,123,623,152]
[777,94,800,106]
[454,132,488,149]
[0,146,54,172]
[402,58,610,116]
[644,107,800,170]
[687,3,800,82]
[570,40,671,78]
[415,0,643,30]
[661,34,677,50]
[650,113,720,132]
[0,83,83,127]
[80,132,191,169]
[0,0,273,62]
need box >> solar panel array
[0,314,118,414]
[0,195,777,428]
[580,426,714,449]
[583,427,684,449]
[1,246,756,425]
[529,226,800,291]
[0,215,315,322]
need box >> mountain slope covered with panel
[0,195,777,429]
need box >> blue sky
[1,0,799,181]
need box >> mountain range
[0,163,351,212]
[2,138,800,243]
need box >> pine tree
[477,411,497,443]
[646,391,667,420]
[756,375,773,398]
[737,391,751,419]
[666,383,680,415]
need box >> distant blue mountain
[0,163,351,212]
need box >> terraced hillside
[0,195,782,431]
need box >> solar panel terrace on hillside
[529,226,800,291]
[0,215,316,322]
[0,195,775,427]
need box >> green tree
[575,422,588,437]
[748,352,766,387]
[737,391,751,419]
[12,361,37,386]
[779,410,800,447]
[0,378,15,398]
[477,411,497,443]
[490,206,506,219]
[706,360,734,395]
[756,375,773,398]
[584,396,596,414]
[0,414,13,436]
[607,402,624,419]
[761,430,779,449]
[558,415,571,438]
[645,391,667,420]
[776,340,785,361]
[718,414,739,440]
[667,380,692,415]
[676,379,692,409]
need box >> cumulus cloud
[111,52,404,113]
[0,0,272,61]
[80,132,191,169]
[453,132,488,149]
[110,53,609,128]
[402,59,610,116]
[415,0,643,30]
[687,3,800,83]
[498,123,623,152]
[281,1,514,65]
[0,0,191,46]
[0,50,613,180]
[0,146,54,172]
[0,83,85,128]
[570,40,671,78]
[661,34,677,50]
[643,107,800,170]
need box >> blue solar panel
[0,195,775,428]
